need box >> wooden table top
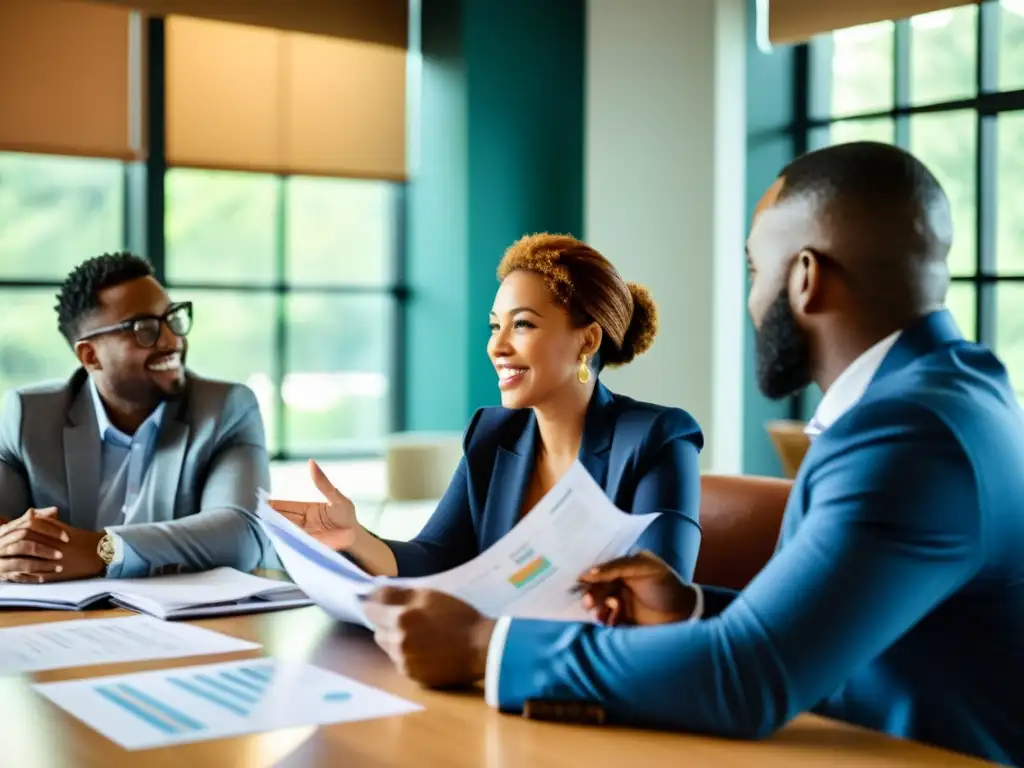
[0,606,996,768]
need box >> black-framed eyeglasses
[77,302,193,349]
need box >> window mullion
[273,177,288,456]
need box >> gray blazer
[0,369,271,577]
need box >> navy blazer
[386,382,704,581]
[493,311,1024,767]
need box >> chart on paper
[34,659,422,750]
[96,663,277,727]
[410,466,658,621]
[259,462,662,627]
[508,549,555,589]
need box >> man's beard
[109,375,181,409]
[755,287,812,400]
[109,361,187,410]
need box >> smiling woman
[489,233,658,412]
[272,233,706,587]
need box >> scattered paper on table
[0,615,259,674]
[259,460,660,626]
[34,659,422,750]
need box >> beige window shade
[0,0,142,160]
[93,0,407,48]
[762,0,980,45]
[282,34,406,181]
[166,16,406,180]
[165,17,283,174]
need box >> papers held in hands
[0,567,311,620]
[257,461,660,628]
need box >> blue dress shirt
[88,379,164,577]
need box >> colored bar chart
[34,659,422,750]
[94,684,205,736]
[97,663,275,729]
[508,555,553,589]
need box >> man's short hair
[776,142,953,310]
[777,141,947,219]
[55,252,154,343]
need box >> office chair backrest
[765,420,811,479]
[693,474,791,591]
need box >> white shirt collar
[806,329,902,437]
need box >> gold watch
[97,533,116,566]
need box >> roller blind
[93,0,407,48]
[761,0,980,46]
[165,15,406,179]
[0,0,143,160]
[281,33,407,180]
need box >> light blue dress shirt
[88,379,165,578]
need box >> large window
[1,9,409,510]
[165,169,401,457]
[0,156,403,459]
[0,152,126,395]
[806,0,1024,397]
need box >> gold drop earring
[577,353,591,384]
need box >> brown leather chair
[765,420,811,479]
[693,475,792,591]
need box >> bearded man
[356,143,1024,767]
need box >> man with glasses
[0,252,271,581]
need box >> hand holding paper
[363,586,495,689]
[575,550,698,626]
[258,461,661,628]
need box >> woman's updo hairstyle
[496,233,658,369]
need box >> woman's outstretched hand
[269,460,359,551]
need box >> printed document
[34,659,421,750]
[258,461,659,627]
[0,615,259,674]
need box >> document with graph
[258,461,660,625]
[33,659,421,750]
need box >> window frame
[790,0,1024,415]
[0,16,408,461]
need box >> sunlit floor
[268,459,434,542]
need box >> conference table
[0,606,997,767]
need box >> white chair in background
[378,432,462,538]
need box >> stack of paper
[258,461,659,628]
[0,567,311,619]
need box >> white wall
[585,0,747,473]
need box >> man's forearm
[108,507,266,577]
[0,461,30,522]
